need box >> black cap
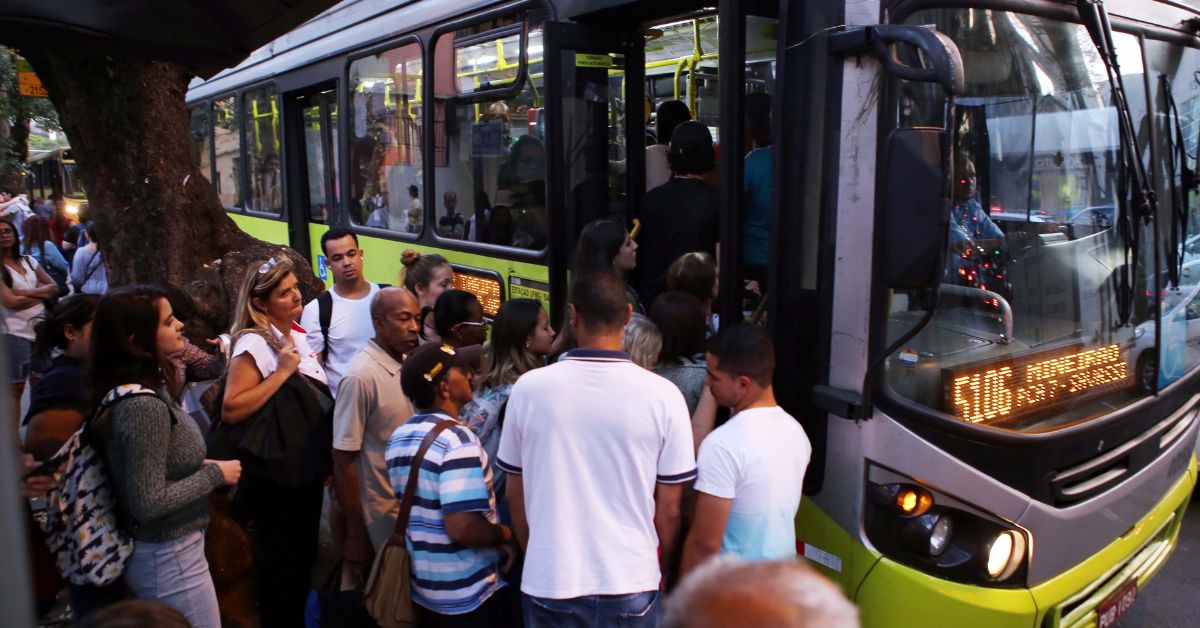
[669,121,714,157]
[401,343,483,402]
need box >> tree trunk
[18,50,321,338]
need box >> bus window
[884,10,1153,432]
[189,104,213,187]
[245,85,283,216]
[433,17,547,250]
[741,15,778,290]
[294,89,338,223]
[349,41,423,233]
[213,95,242,208]
[1146,38,1200,388]
[62,160,85,199]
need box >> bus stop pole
[1,345,35,625]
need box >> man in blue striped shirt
[386,342,516,626]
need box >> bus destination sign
[945,344,1131,424]
[451,267,503,318]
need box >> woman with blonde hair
[622,313,662,370]
[220,257,330,628]
[397,249,453,343]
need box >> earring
[525,341,532,349]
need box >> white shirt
[495,349,696,599]
[231,322,327,385]
[3,257,44,341]
[299,282,380,397]
[694,406,812,561]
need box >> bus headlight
[929,515,953,556]
[865,475,1029,587]
[900,511,953,557]
[985,530,1025,581]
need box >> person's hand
[743,280,762,298]
[204,337,226,355]
[21,454,58,499]
[344,528,375,568]
[278,342,302,376]
[498,538,518,572]
[208,459,242,485]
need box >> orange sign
[16,59,47,98]
[946,344,1130,424]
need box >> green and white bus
[186,0,1200,625]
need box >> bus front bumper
[856,457,1195,628]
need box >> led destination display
[452,267,503,317]
[945,344,1131,424]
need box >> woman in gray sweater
[89,285,241,627]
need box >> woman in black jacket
[221,257,331,628]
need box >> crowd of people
[11,95,847,628]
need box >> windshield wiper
[1075,0,1157,326]
[1161,75,1196,288]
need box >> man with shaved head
[662,557,859,628]
[331,286,422,582]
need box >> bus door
[543,22,643,319]
[285,88,339,275]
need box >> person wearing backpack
[70,223,108,295]
[89,285,242,627]
[298,228,383,399]
[0,216,60,435]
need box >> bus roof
[188,0,511,101]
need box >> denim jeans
[124,530,221,628]
[523,590,660,628]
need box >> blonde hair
[622,313,661,369]
[230,256,295,352]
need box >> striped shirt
[385,412,504,614]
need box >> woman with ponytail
[397,249,453,343]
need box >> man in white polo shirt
[497,273,695,627]
[299,228,382,398]
[679,323,812,577]
[330,287,421,583]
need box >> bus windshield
[885,9,1175,433]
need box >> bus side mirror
[881,128,950,290]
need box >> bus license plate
[1097,579,1137,628]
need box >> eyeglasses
[258,257,281,274]
[456,320,490,330]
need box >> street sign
[15,59,47,98]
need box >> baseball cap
[669,120,714,157]
[401,343,483,401]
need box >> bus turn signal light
[896,487,933,517]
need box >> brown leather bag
[363,419,457,627]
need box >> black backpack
[316,283,390,362]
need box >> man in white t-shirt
[331,287,421,584]
[299,229,381,397]
[496,273,695,627]
[680,323,812,577]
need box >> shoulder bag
[363,419,457,628]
